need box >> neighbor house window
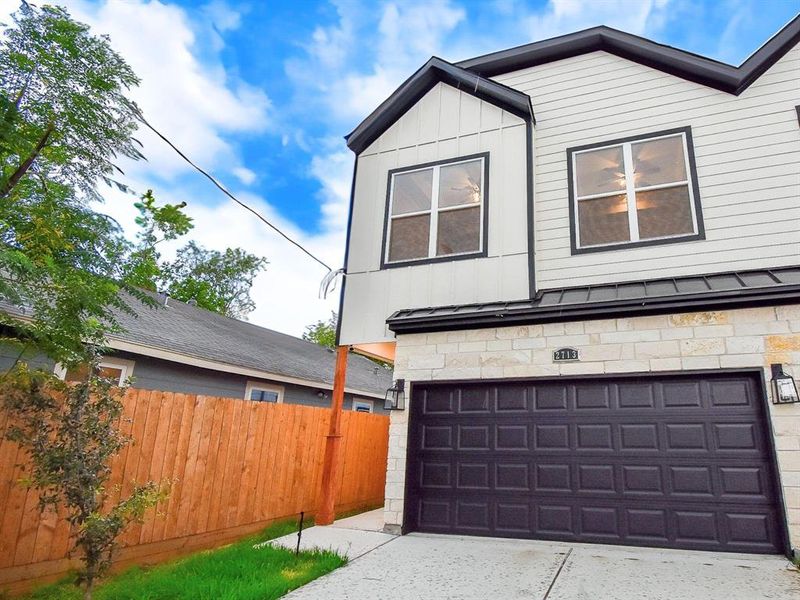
[384,154,488,266]
[352,398,374,413]
[245,381,284,403]
[568,128,703,252]
[55,357,135,386]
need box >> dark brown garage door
[405,372,785,553]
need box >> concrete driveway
[277,523,799,600]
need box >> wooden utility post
[317,344,349,525]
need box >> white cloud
[232,166,257,185]
[17,0,685,338]
[49,0,339,335]
[288,0,467,124]
[310,144,354,234]
[173,191,342,332]
[95,179,341,335]
[60,0,269,181]
[523,0,672,39]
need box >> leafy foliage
[0,358,167,596]
[160,242,267,319]
[122,190,193,292]
[0,5,268,594]
[0,3,143,200]
[0,175,137,366]
[0,6,160,598]
[302,312,337,349]
[120,191,266,319]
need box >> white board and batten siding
[340,45,800,346]
[341,82,530,344]
[493,45,800,290]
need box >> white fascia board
[106,337,385,400]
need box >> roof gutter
[106,338,387,400]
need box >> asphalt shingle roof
[108,293,392,396]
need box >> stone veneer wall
[385,304,800,549]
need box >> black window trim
[380,152,490,270]
[566,125,705,255]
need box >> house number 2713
[553,347,580,362]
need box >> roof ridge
[456,23,736,72]
[138,290,330,351]
[456,14,799,92]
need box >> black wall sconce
[384,378,405,411]
[771,364,799,404]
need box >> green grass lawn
[20,520,346,600]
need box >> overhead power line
[138,115,333,273]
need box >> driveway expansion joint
[541,547,573,600]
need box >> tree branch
[0,122,54,199]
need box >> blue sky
[4,0,798,334]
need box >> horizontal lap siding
[0,389,389,593]
[490,47,800,289]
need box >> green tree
[0,4,266,590]
[123,190,193,291]
[0,5,158,597]
[303,312,337,349]
[0,3,143,201]
[159,241,268,319]
[0,359,167,600]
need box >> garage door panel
[626,508,669,542]
[415,454,777,504]
[496,501,532,533]
[411,495,782,552]
[496,462,530,491]
[407,373,784,553]
[416,455,777,500]
[415,379,766,417]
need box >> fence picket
[0,390,389,593]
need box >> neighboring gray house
[337,19,800,555]
[1,294,392,414]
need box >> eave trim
[345,56,534,154]
[106,338,386,400]
[457,17,800,94]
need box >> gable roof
[345,56,534,154]
[458,17,800,93]
[386,265,800,333]
[107,293,392,398]
[345,16,799,155]
[2,293,392,398]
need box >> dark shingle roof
[0,293,392,397]
[108,293,392,396]
[387,266,800,334]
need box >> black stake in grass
[296,512,305,556]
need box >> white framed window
[383,153,488,266]
[245,381,284,403]
[568,128,703,252]
[352,398,374,413]
[54,357,135,386]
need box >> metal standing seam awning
[387,266,800,334]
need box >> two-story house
[337,18,800,557]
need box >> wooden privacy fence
[0,389,390,593]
